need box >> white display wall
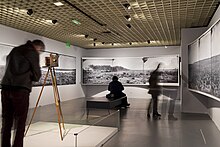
[83,46,180,98]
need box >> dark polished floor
[103,98,220,147]
[2,96,220,147]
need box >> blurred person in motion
[1,40,45,147]
[107,76,130,107]
[147,63,162,119]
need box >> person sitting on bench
[106,76,130,107]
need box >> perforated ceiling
[0,0,219,48]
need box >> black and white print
[82,56,179,85]
[33,51,76,86]
[188,20,220,98]
[0,44,76,87]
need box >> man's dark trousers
[1,88,29,147]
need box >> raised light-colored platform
[24,122,118,147]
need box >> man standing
[1,40,45,147]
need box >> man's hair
[32,40,45,50]
[112,76,118,81]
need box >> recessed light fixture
[125,15,131,21]
[54,2,64,6]
[75,34,85,37]
[72,19,81,25]
[45,20,52,23]
[151,41,157,43]
[126,24,132,28]
[45,20,57,24]
[123,3,131,10]
[27,9,33,16]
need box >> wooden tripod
[24,66,66,140]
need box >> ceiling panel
[0,0,219,49]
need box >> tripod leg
[52,68,65,130]
[25,68,50,136]
[50,68,64,140]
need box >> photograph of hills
[82,56,179,85]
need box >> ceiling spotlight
[93,38,97,41]
[102,42,105,44]
[27,9,33,16]
[123,3,131,10]
[147,40,150,44]
[129,42,132,45]
[52,20,57,24]
[126,24,131,28]
[124,15,131,21]
[85,35,89,38]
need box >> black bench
[86,96,126,116]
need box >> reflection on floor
[1,96,220,147]
[24,122,118,147]
[103,98,220,147]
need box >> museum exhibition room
[1,0,220,147]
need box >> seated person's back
[107,76,130,107]
[108,77,125,98]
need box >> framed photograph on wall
[34,51,76,86]
[0,43,13,86]
[211,21,220,98]
[188,18,220,100]
[82,55,179,86]
[0,43,76,87]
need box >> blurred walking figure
[147,63,162,119]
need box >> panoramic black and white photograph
[0,44,76,87]
[189,32,212,95]
[0,44,13,87]
[33,52,76,86]
[189,21,220,99]
[199,31,212,94]
[188,40,200,90]
[82,56,179,85]
[211,21,220,98]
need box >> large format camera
[45,53,59,67]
